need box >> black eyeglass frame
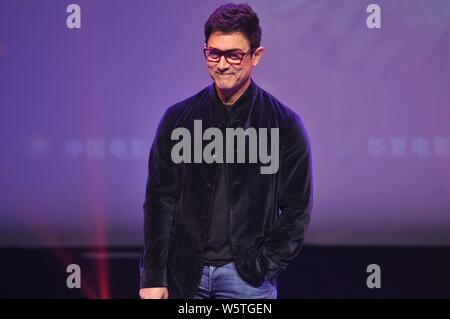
[203,47,257,65]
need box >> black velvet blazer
[140,80,313,298]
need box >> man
[139,3,313,299]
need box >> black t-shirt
[203,80,256,267]
[203,163,232,266]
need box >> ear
[252,46,265,66]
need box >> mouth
[215,73,233,76]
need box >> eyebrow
[208,46,248,52]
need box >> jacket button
[205,182,212,189]
[200,215,207,222]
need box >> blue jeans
[192,262,277,299]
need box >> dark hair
[204,3,262,50]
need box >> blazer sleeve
[257,112,313,281]
[139,108,178,288]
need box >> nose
[217,55,230,71]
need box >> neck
[216,78,252,106]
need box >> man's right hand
[139,287,169,299]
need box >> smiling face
[205,31,264,99]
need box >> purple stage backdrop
[0,0,449,247]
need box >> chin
[215,78,237,90]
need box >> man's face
[205,31,263,93]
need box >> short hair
[204,3,262,50]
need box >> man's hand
[139,287,169,299]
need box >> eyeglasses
[203,47,256,65]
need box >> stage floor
[1,245,449,298]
